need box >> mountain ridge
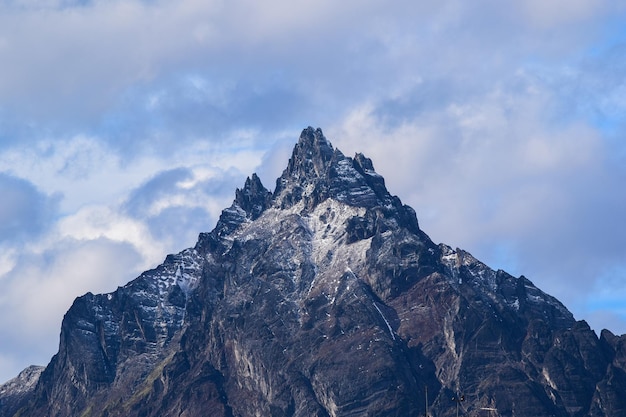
[1,126,625,417]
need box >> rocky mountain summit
[2,127,626,416]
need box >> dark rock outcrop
[2,127,626,417]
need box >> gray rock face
[2,127,626,417]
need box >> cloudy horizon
[1,0,626,384]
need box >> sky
[1,0,626,383]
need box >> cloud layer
[1,0,626,383]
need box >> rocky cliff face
[2,127,626,417]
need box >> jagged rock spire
[282,126,335,180]
[212,173,271,238]
[274,127,395,211]
[208,127,421,241]
[234,173,272,221]
[273,127,336,205]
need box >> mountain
[2,127,626,417]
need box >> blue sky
[1,0,626,383]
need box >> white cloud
[0,173,58,242]
[520,0,615,28]
[0,0,598,130]
[54,205,164,265]
[0,136,152,212]
[0,249,17,278]
[0,133,265,212]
